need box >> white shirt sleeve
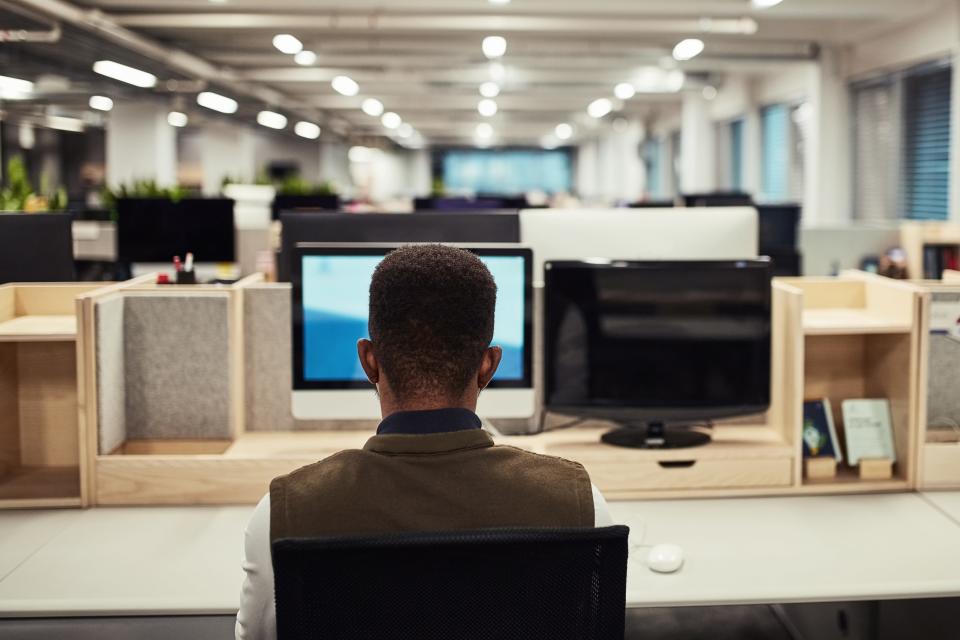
[591,483,614,527]
[236,493,276,640]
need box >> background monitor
[0,212,75,284]
[292,243,534,420]
[117,198,235,263]
[683,192,754,207]
[278,211,521,282]
[543,259,772,449]
[519,208,758,285]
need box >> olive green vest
[270,429,595,541]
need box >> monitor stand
[601,421,711,449]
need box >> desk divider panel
[95,293,233,451]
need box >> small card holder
[859,458,894,481]
[804,457,838,479]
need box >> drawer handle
[658,461,697,469]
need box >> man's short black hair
[369,244,497,401]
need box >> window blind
[642,138,662,198]
[729,119,744,191]
[761,104,790,201]
[902,66,952,220]
[852,80,898,220]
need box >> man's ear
[477,346,503,391]
[357,339,380,384]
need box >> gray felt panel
[244,285,296,432]
[123,295,232,439]
[928,334,960,432]
[243,284,378,431]
[95,296,126,454]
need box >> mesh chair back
[273,525,629,640]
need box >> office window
[852,79,898,220]
[851,61,952,221]
[902,66,952,220]
[441,149,572,194]
[761,104,790,201]
[642,137,663,198]
[729,119,744,191]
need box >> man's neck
[379,396,476,419]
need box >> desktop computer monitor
[543,259,772,449]
[117,198,235,263]
[0,212,75,283]
[278,212,521,282]
[292,243,534,420]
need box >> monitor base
[600,422,712,449]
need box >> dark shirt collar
[376,408,482,435]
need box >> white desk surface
[1,493,960,618]
[922,490,960,525]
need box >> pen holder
[858,458,894,481]
[176,270,197,285]
[804,456,837,479]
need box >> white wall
[575,118,646,204]
[106,100,177,188]
[252,131,321,183]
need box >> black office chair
[273,525,630,640]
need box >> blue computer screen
[302,254,526,382]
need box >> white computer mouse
[647,543,684,573]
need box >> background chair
[273,525,630,640]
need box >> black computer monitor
[278,211,521,282]
[0,212,75,284]
[271,195,341,220]
[543,259,772,449]
[683,192,754,207]
[117,198,235,263]
[413,197,521,211]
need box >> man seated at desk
[236,244,611,640]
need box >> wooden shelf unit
[777,274,922,492]
[901,221,960,280]
[0,283,108,508]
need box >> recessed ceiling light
[482,35,507,59]
[92,60,157,88]
[478,98,498,117]
[331,75,359,96]
[362,98,384,117]
[702,86,718,100]
[475,122,494,139]
[587,98,612,119]
[752,0,783,7]
[0,74,34,100]
[294,50,317,66]
[197,91,238,114]
[397,123,414,138]
[673,38,705,61]
[555,123,573,140]
[488,0,510,4]
[88,95,113,111]
[294,121,321,139]
[614,82,636,100]
[381,111,402,129]
[257,110,287,129]
[167,111,188,127]
[272,34,303,55]
[480,81,500,98]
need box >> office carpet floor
[625,605,796,640]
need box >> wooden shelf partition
[76,272,929,506]
[778,274,922,493]
[0,283,111,508]
[915,279,960,489]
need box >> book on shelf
[922,244,960,279]
[802,399,843,462]
[841,399,896,465]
